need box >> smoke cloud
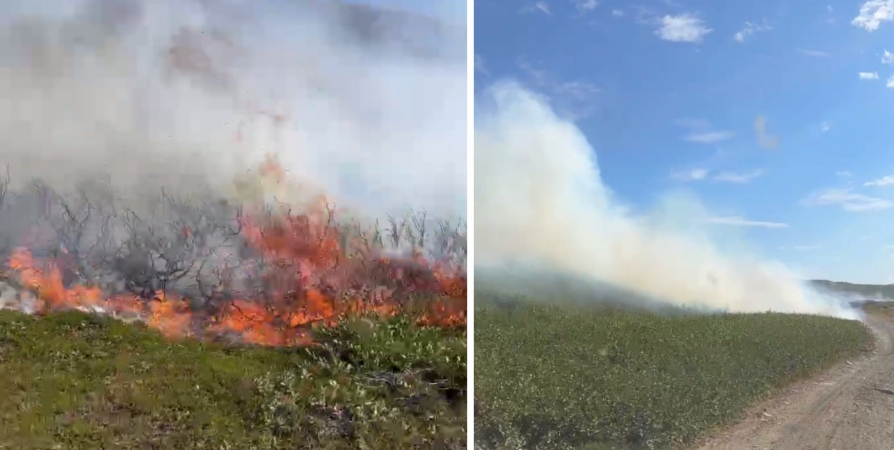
[0,0,466,220]
[475,81,858,319]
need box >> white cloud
[655,14,712,43]
[865,175,894,186]
[612,9,625,17]
[554,80,600,99]
[672,168,709,181]
[733,20,771,43]
[713,169,765,184]
[859,71,880,79]
[837,170,852,177]
[475,54,489,75]
[887,74,894,88]
[516,57,599,118]
[798,48,831,57]
[821,121,831,132]
[574,0,600,12]
[676,118,732,144]
[522,1,552,14]
[852,0,894,31]
[517,57,548,86]
[707,216,790,228]
[684,131,734,144]
[792,245,823,250]
[804,188,894,212]
[883,50,894,63]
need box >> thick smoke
[0,0,466,219]
[475,81,858,319]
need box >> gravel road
[695,314,894,450]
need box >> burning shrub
[0,163,466,347]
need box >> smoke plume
[0,0,466,219]
[475,81,858,319]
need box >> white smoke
[475,80,859,319]
[0,0,466,220]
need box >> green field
[474,290,873,450]
[0,310,466,450]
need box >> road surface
[695,314,894,450]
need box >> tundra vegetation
[474,287,873,450]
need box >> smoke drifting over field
[475,81,858,319]
[0,0,466,218]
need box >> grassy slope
[0,310,465,450]
[474,291,873,450]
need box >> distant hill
[809,280,894,301]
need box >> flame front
[2,161,466,347]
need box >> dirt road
[695,315,894,450]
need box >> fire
[0,97,465,346]
[2,186,466,347]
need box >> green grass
[474,291,873,450]
[0,309,466,450]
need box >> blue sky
[476,0,894,284]
[341,0,466,24]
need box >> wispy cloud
[475,54,489,75]
[821,121,831,132]
[804,188,894,212]
[684,131,734,144]
[887,74,894,88]
[553,80,600,99]
[852,0,894,31]
[676,118,732,144]
[655,14,712,43]
[713,169,765,184]
[671,168,709,182]
[865,175,894,186]
[792,245,823,250]
[707,216,790,228]
[612,9,625,17]
[837,170,852,177]
[573,0,600,13]
[516,56,599,118]
[883,50,894,63]
[825,5,836,24]
[797,48,831,57]
[859,71,880,79]
[733,19,771,43]
[521,1,552,15]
